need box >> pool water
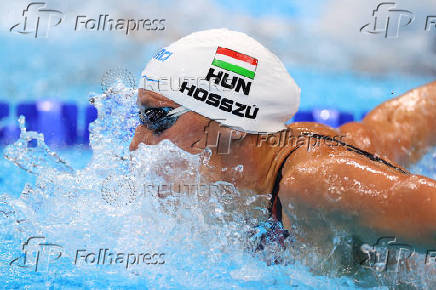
[1,84,435,289]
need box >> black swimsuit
[252,133,409,261]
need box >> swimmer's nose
[129,124,150,151]
[129,138,138,151]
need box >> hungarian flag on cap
[140,29,300,133]
[211,47,258,80]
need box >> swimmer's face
[129,88,211,153]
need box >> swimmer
[130,29,436,249]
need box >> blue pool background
[1,0,434,149]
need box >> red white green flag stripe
[211,47,258,79]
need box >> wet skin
[130,81,436,248]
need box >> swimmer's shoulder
[278,122,351,175]
[285,122,339,137]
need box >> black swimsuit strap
[303,133,409,174]
[268,148,298,222]
[268,133,409,221]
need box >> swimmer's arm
[340,81,436,167]
[278,153,436,248]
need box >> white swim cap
[139,28,300,133]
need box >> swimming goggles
[138,105,190,134]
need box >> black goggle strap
[166,106,190,118]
